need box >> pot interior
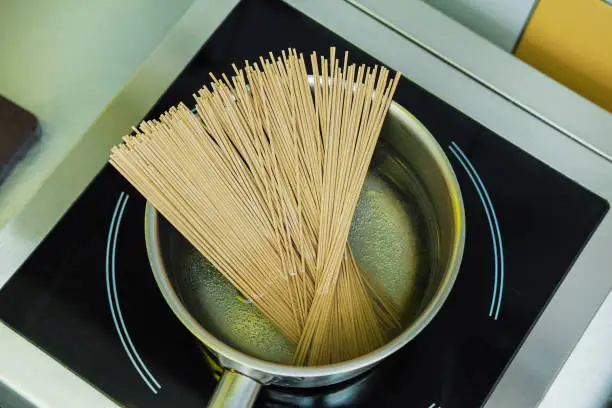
[151,103,461,366]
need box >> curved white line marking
[450,142,504,320]
[448,145,499,317]
[106,193,161,393]
[111,195,162,389]
[428,404,437,408]
[449,143,504,320]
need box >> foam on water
[349,172,421,311]
[178,248,296,364]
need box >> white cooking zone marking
[449,142,504,320]
[106,192,161,393]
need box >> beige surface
[0,0,194,228]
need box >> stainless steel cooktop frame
[2,1,611,406]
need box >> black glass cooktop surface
[0,1,608,407]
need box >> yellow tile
[515,0,612,112]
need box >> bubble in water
[178,248,296,364]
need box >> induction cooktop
[0,1,608,407]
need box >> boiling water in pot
[165,143,439,365]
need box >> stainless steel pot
[144,100,465,407]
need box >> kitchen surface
[1,1,612,407]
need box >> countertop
[0,0,238,288]
[0,0,193,229]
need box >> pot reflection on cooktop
[261,370,381,407]
[200,344,382,407]
[0,0,608,407]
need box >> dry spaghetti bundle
[110,47,401,365]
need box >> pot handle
[207,370,262,408]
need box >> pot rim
[144,100,465,378]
